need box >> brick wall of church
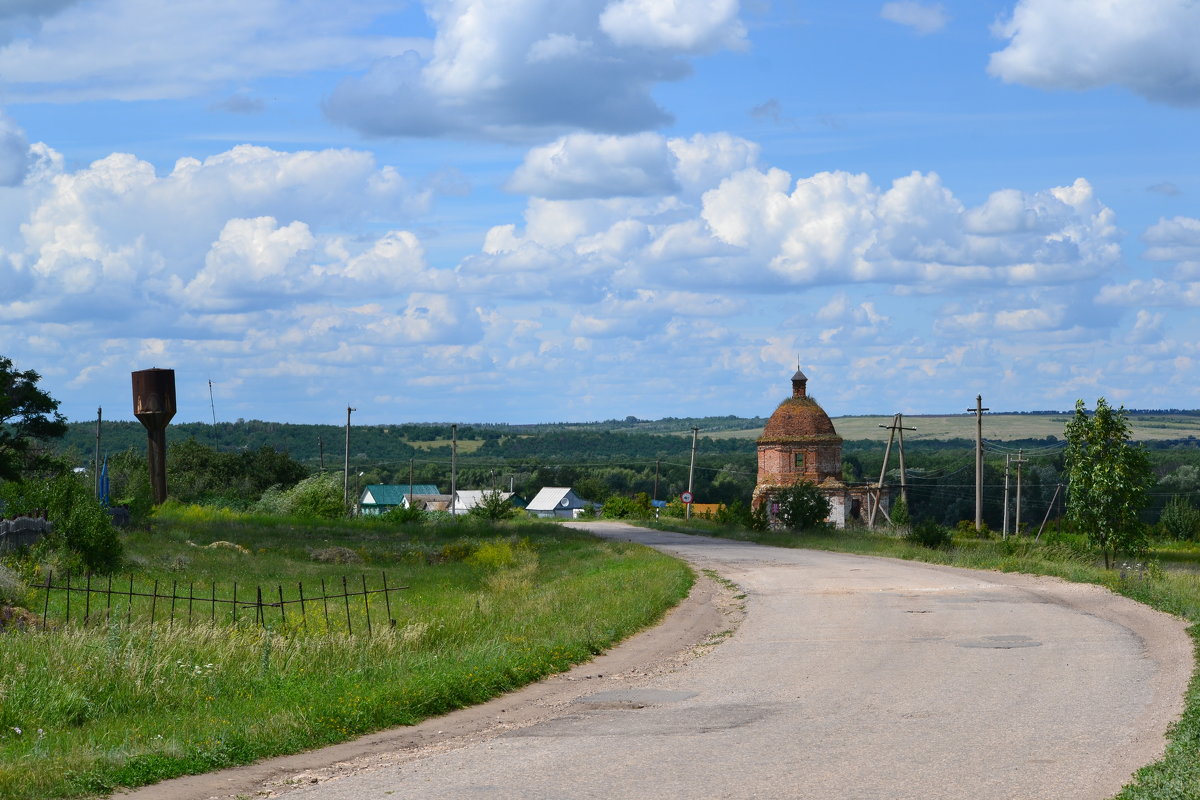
[756,442,841,485]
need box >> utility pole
[878,414,916,509]
[968,395,989,532]
[686,427,699,520]
[343,406,355,513]
[1014,449,1029,536]
[1002,454,1011,540]
[318,436,324,472]
[208,379,217,426]
[868,417,899,528]
[451,423,458,515]
[94,407,102,499]
[1035,483,1063,542]
[653,459,661,503]
[409,457,415,505]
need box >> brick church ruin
[752,368,881,528]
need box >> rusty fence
[35,571,407,636]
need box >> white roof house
[453,490,517,515]
[526,487,592,518]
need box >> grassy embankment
[648,517,1200,799]
[0,506,692,800]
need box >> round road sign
[680,491,694,504]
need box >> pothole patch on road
[573,689,698,709]
[956,634,1042,649]
[506,703,773,738]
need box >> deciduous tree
[0,356,68,481]
[777,481,832,531]
[1064,398,1153,567]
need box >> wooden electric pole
[686,427,699,520]
[94,406,102,499]
[1002,454,1011,539]
[343,406,355,513]
[451,423,458,515]
[1013,449,1029,536]
[878,414,916,509]
[868,417,897,528]
[968,396,989,532]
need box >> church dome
[757,368,841,443]
[758,396,839,442]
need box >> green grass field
[704,412,1200,443]
[0,508,692,800]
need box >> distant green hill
[56,410,1200,469]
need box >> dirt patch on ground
[0,605,41,631]
[120,569,744,800]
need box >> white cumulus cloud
[599,0,745,51]
[505,131,758,199]
[467,163,1122,299]
[989,0,1200,105]
[325,0,748,140]
[2,143,437,322]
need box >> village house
[358,484,440,515]
[452,490,525,515]
[526,487,593,518]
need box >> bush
[601,494,650,520]
[714,500,768,532]
[890,497,910,527]
[956,519,993,539]
[0,472,122,573]
[776,481,832,532]
[383,503,427,524]
[1160,496,1200,541]
[254,473,344,519]
[0,563,26,606]
[466,540,516,570]
[905,520,953,549]
[467,490,517,521]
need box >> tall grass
[0,508,692,800]
[651,518,1200,799]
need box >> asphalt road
[133,523,1193,800]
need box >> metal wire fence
[34,571,407,636]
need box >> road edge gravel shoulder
[118,525,1194,800]
[118,563,744,800]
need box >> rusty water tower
[131,368,176,505]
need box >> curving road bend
[140,523,1193,800]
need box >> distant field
[407,438,486,453]
[706,413,1200,443]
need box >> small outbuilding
[526,487,593,519]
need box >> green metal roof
[361,484,439,506]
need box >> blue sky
[2,0,1200,425]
